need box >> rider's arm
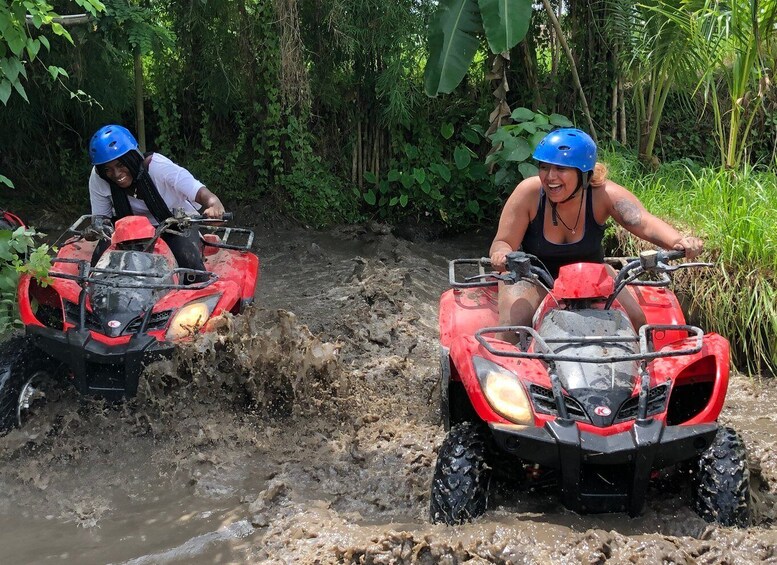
[88,168,114,217]
[195,187,225,219]
[604,181,703,259]
[489,177,540,270]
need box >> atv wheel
[0,335,61,434]
[430,422,490,525]
[694,426,750,527]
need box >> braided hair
[96,149,172,222]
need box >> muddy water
[1,221,776,564]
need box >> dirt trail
[0,221,775,564]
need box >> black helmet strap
[547,170,590,227]
[105,150,172,223]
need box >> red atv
[0,209,25,230]
[431,250,749,527]
[0,211,258,432]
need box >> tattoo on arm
[614,200,642,227]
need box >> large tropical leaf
[424,0,482,96]
[478,0,533,53]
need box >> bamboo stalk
[619,77,626,145]
[611,79,618,141]
[357,120,363,189]
[352,133,358,185]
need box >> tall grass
[604,150,777,376]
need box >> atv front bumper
[27,325,175,399]
[490,419,718,516]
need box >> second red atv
[0,210,259,433]
[0,209,25,230]
[431,250,750,527]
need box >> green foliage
[424,0,533,96]
[98,0,173,56]
[280,114,361,228]
[605,149,777,374]
[148,0,283,201]
[486,107,573,190]
[0,0,105,105]
[357,107,576,227]
[359,118,494,227]
[0,226,51,334]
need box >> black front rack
[448,256,673,290]
[475,324,703,364]
[49,257,217,335]
[49,257,217,291]
[476,324,704,423]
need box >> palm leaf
[478,0,533,54]
[424,0,482,96]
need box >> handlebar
[605,248,712,310]
[139,210,235,252]
[449,251,555,290]
[187,212,234,223]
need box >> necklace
[549,189,585,235]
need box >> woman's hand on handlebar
[489,243,513,272]
[673,236,703,260]
[201,202,225,219]
[489,251,508,272]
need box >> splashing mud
[0,222,775,564]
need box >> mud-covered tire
[430,422,490,525]
[0,334,59,434]
[694,426,750,527]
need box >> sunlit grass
[603,150,777,375]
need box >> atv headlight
[473,356,533,425]
[166,295,220,340]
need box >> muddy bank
[0,221,775,564]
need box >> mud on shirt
[89,153,203,225]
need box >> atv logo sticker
[594,406,611,416]
[108,320,121,328]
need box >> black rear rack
[448,258,499,288]
[200,225,254,252]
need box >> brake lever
[465,272,508,283]
[662,261,714,272]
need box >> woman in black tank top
[489,128,703,338]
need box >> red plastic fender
[554,262,614,299]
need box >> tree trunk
[486,52,511,136]
[521,38,542,110]
[541,0,597,143]
[133,47,146,152]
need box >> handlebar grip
[662,249,686,260]
[188,212,233,221]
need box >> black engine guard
[26,325,175,399]
[489,419,718,516]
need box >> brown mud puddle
[0,222,775,564]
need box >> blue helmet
[89,124,139,166]
[532,128,596,173]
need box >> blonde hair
[590,162,608,188]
